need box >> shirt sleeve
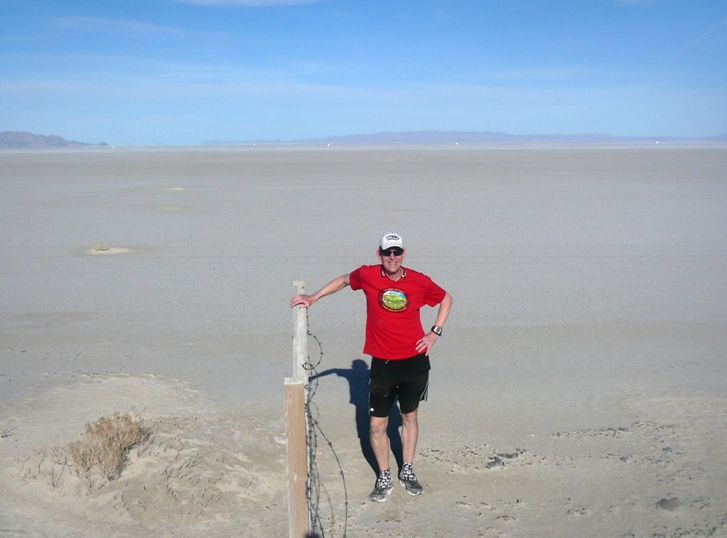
[349,266,363,291]
[423,279,446,306]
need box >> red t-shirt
[349,265,447,359]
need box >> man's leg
[370,415,390,472]
[398,408,424,495]
[400,409,418,464]
[397,394,425,495]
[368,415,394,502]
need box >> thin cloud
[173,0,328,5]
[483,67,597,82]
[674,20,727,61]
[49,16,224,38]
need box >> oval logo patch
[380,289,408,312]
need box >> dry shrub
[93,242,108,251]
[67,413,147,481]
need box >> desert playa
[1,146,726,537]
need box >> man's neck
[382,266,404,281]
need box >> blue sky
[1,0,726,145]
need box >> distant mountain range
[0,131,107,148]
[205,130,727,146]
[3,129,725,148]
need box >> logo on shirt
[379,288,408,312]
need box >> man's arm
[291,274,351,308]
[415,292,453,354]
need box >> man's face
[378,247,405,275]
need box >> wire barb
[304,310,349,538]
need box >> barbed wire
[303,309,349,538]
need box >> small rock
[656,497,679,511]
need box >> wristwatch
[431,325,443,336]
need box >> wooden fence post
[285,376,309,538]
[293,280,308,383]
[286,281,310,538]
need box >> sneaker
[369,481,394,502]
[369,471,394,503]
[398,464,424,496]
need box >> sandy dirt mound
[0,374,288,537]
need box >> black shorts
[368,354,430,418]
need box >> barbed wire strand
[303,309,349,538]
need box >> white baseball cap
[380,232,404,250]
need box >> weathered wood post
[284,377,308,538]
[286,281,310,538]
[292,281,309,381]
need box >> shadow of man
[314,359,403,475]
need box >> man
[291,232,453,503]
